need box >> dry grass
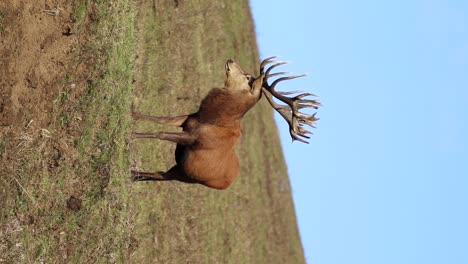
[0,0,304,263]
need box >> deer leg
[131,131,195,145]
[132,112,188,126]
[132,166,199,184]
[131,170,169,181]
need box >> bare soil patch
[0,1,101,184]
[1,1,87,129]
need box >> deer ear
[225,59,233,72]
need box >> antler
[258,57,321,144]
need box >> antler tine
[260,56,277,72]
[269,72,291,78]
[291,134,309,144]
[294,92,316,98]
[292,118,316,144]
[265,61,288,79]
[297,112,319,126]
[277,90,307,95]
[269,74,307,91]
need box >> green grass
[0,0,305,263]
[71,0,89,26]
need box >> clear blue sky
[250,1,468,263]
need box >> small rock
[66,196,82,212]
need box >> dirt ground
[0,0,93,130]
[0,0,100,186]
[1,0,70,129]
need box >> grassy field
[0,0,305,263]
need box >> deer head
[224,59,254,92]
[256,56,321,144]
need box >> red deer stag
[131,57,320,189]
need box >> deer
[131,57,321,190]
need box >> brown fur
[132,59,263,190]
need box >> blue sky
[250,1,468,263]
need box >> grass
[71,0,89,26]
[1,0,136,262]
[130,1,304,263]
[0,0,305,263]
